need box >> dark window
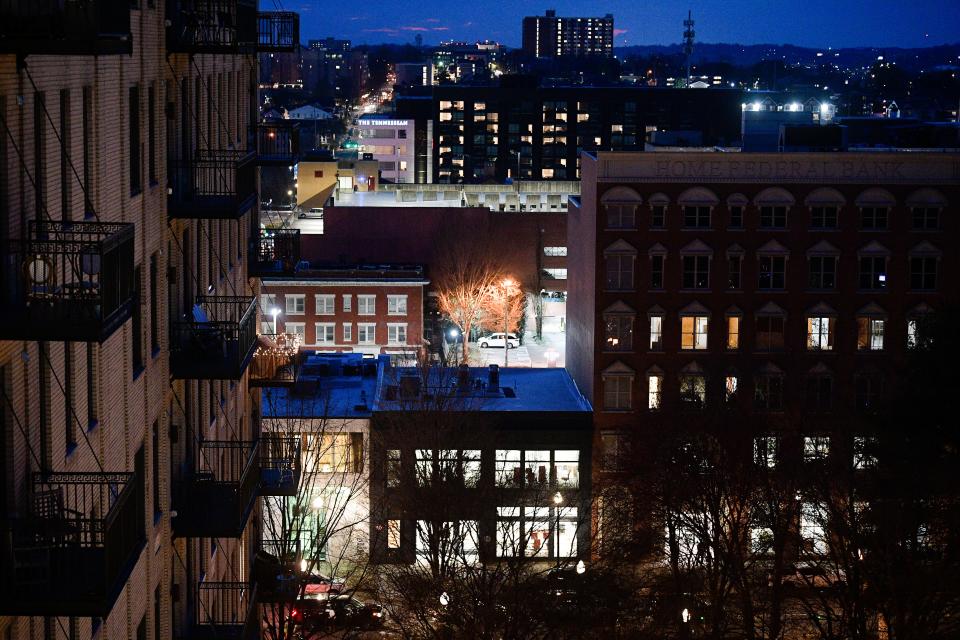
[760,205,787,229]
[152,420,161,518]
[132,264,144,374]
[314,170,324,178]
[34,91,46,218]
[650,255,664,290]
[650,205,665,228]
[910,257,937,291]
[727,256,742,289]
[82,86,93,217]
[605,204,635,229]
[810,206,837,229]
[681,255,710,289]
[398,129,407,139]
[805,376,833,411]
[86,343,97,427]
[148,84,157,184]
[129,86,141,196]
[858,256,887,290]
[728,206,743,228]
[756,316,785,351]
[59,89,71,221]
[64,343,75,453]
[758,256,786,289]
[911,207,939,230]
[755,375,784,410]
[150,253,159,353]
[809,256,837,289]
[855,374,883,411]
[605,254,635,290]
[860,207,888,230]
[683,205,710,228]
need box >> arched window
[601,187,642,229]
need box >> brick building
[1,3,299,639]
[567,150,958,549]
[261,265,429,361]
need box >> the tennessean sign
[597,153,960,185]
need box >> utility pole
[683,10,695,88]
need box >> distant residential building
[396,62,435,87]
[288,103,336,120]
[358,115,419,183]
[522,10,614,58]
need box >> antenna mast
[683,10,695,88]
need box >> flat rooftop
[261,353,379,420]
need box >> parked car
[478,333,519,349]
[291,594,385,632]
[290,595,336,631]
[298,207,323,219]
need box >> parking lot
[468,331,565,368]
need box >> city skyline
[289,0,960,49]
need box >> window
[605,254,635,290]
[679,375,706,406]
[387,520,401,548]
[342,323,352,342]
[680,316,708,350]
[855,373,883,411]
[808,256,837,290]
[860,207,888,230]
[555,450,580,488]
[760,205,787,229]
[387,295,408,315]
[543,268,567,280]
[544,246,567,256]
[605,204,636,228]
[910,257,937,290]
[810,206,837,229]
[603,375,632,410]
[387,324,407,345]
[859,256,888,290]
[132,265,144,372]
[600,433,624,471]
[151,420,161,518]
[647,374,663,409]
[285,322,305,339]
[727,255,742,289]
[342,294,352,312]
[683,205,710,228]
[725,375,738,402]
[804,436,830,462]
[806,316,835,351]
[128,85,141,195]
[148,84,156,184]
[728,206,743,228]
[857,318,885,350]
[285,294,305,315]
[314,433,364,474]
[854,436,878,469]
[650,205,665,228]
[681,255,710,289]
[386,449,401,487]
[754,436,777,468]
[358,294,376,315]
[315,323,335,343]
[649,254,664,289]
[758,256,786,289]
[726,316,740,350]
[495,450,522,487]
[755,374,783,410]
[315,294,335,315]
[358,323,376,344]
[911,207,939,230]
[604,315,634,351]
[86,343,97,427]
[806,375,833,410]
[149,253,159,353]
[801,503,828,554]
[648,315,663,351]
[756,315,785,351]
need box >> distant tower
[683,10,695,87]
[415,33,423,49]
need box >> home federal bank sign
[596,152,960,185]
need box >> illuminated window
[726,316,740,350]
[680,316,708,350]
[648,315,663,351]
[806,316,835,351]
[604,314,634,351]
[804,436,830,462]
[857,317,885,350]
[647,374,663,409]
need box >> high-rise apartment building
[522,10,614,58]
[0,3,299,638]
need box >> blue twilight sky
[281,0,960,49]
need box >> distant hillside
[614,43,960,72]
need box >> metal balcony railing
[249,228,301,276]
[168,149,257,219]
[259,434,302,496]
[193,581,259,640]
[0,472,145,616]
[0,0,132,55]
[249,332,302,386]
[256,11,299,52]
[166,0,256,53]
[257,121,300,166]
[0,220,135,342]
[173,440,259,538]
[170,296,258,380]
[254,537,302,603]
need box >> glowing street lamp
[270,307,280,334]
[439,592,450,607]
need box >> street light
[553,491,563,564]
[576,559,586,574]
[439,592,450,607]
[501,278,516,368]
[270,307,281,334]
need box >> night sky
[283,0,960,49]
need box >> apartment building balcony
[249,228,301,277]
[166,0,256,54]
[257,121,300,166]
[170,296,258,380]
[249,332,303,387]
[253,538,302,603]
[256,11,299,52]
[0,472,145,617]
[173,440,259,538]
[168,150,257,219]
[259,434,302,496]
[0,220,135,343]
[0,0,131,55]
[192,581,259,640]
